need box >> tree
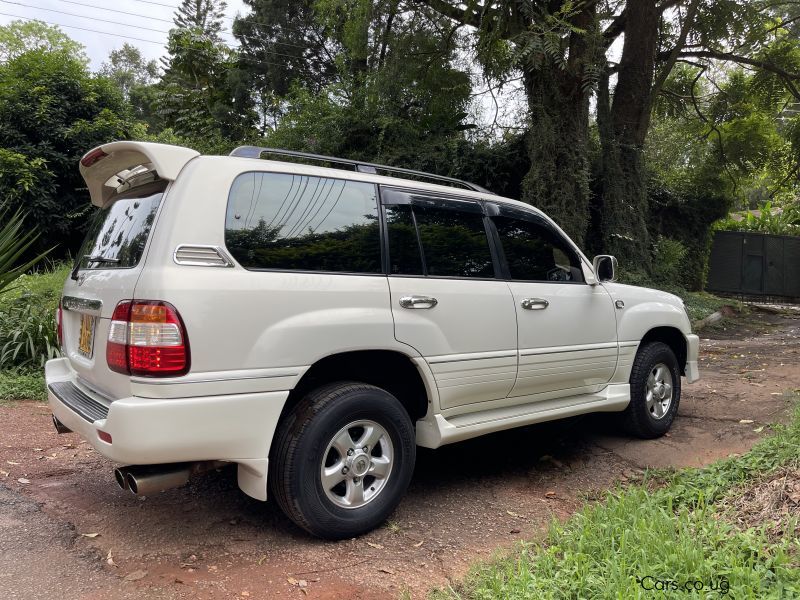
[157,0,254,140]
[100,43,159,100]
[174,0,228,40]
[0,20,86,64]
[418,0,800,273]
[234,1,474,166]
[100,43,161,130]
[0,48,143,256]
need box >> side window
[493,211,585,283]
[412,200,494,278]
[385,205,423,275]
[225,172,381,273]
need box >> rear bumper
[45,358,289,500]
[685,333,700,383]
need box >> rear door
[60,180,167,399]
[488,204,618,399]
[382,189,518,411]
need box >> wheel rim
[646,363,674,420]
[320,420,394,510]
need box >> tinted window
[385,205,423,275]
[412,200,494,278]
[76,182,165,270]
[493,211,584,282]
[225,172,381,273]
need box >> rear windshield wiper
[70,255,120,280]
[83,255,120,264]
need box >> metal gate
[706,231,800,297]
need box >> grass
[0,261,70,311]
[435,396,800,600]
[0,368,47,403]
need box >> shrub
[651,236,688,284]
[714,201,800,236]
[0,301,60,368]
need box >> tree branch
[603,0,685,46]
[652,0,701,99]
[672,49,800,99]
[687,66,738,194]
[413,0,482,28]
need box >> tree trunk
[597,0,660,271]
[521,63,591,248]
[519,5,595,249]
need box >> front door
[382,190,518,411]
[487,204,618,399]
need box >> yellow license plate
[78,314,96,358]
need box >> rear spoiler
[79,141,200,207]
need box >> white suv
[46,141,699,538]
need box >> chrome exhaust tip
[52,415,72,434]
[114,467,129,491]
[114,461,225,496]
[125,465,191,496]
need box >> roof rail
[229,146,492,194]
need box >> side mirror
[593,255,618,283]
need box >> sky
[0,0,250,69]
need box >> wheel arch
[272,350,431,452]
[639,326,688,375]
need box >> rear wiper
[71,255,119,280]
[83,255,120,263]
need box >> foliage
[0,368,46,403]
[650,237,688,285]
[650,65,800,212]
[714,201,800,236]
[0,200,51,296]
[0,20,87,64]
[0,47,144,258]
[0,263,67,368]
[435,401,800,600]
[174,0,228,41]
[0,302,60,368]
[157,27,255,140]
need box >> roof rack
[229,146,492,194]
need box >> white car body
[46,141,699,503]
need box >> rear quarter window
[75,181,166,270]
[224,172,382,273]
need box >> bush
[0,262,67,368]
[714,201,800,236]
[0,301,60,368]
[651,236,688,284]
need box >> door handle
[399,295,438,309]
[521,298,549,310]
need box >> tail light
[56,300,63,349]
[107,300,190,377]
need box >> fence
[706,231,800,298]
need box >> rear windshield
[75,182,167,270]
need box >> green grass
[678,290,741,324]
[435,398,800,600]
[0,368,46,403]
[0,261,70,312]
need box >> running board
[415,384,630,449]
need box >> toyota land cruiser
[46,141,700,539]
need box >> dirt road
[1,309,798,600]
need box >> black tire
[269,382,416,539]
[620,341,682,439]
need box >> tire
[620,342,682,439]
[269,382,416,539]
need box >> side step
[415,384,630,448]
